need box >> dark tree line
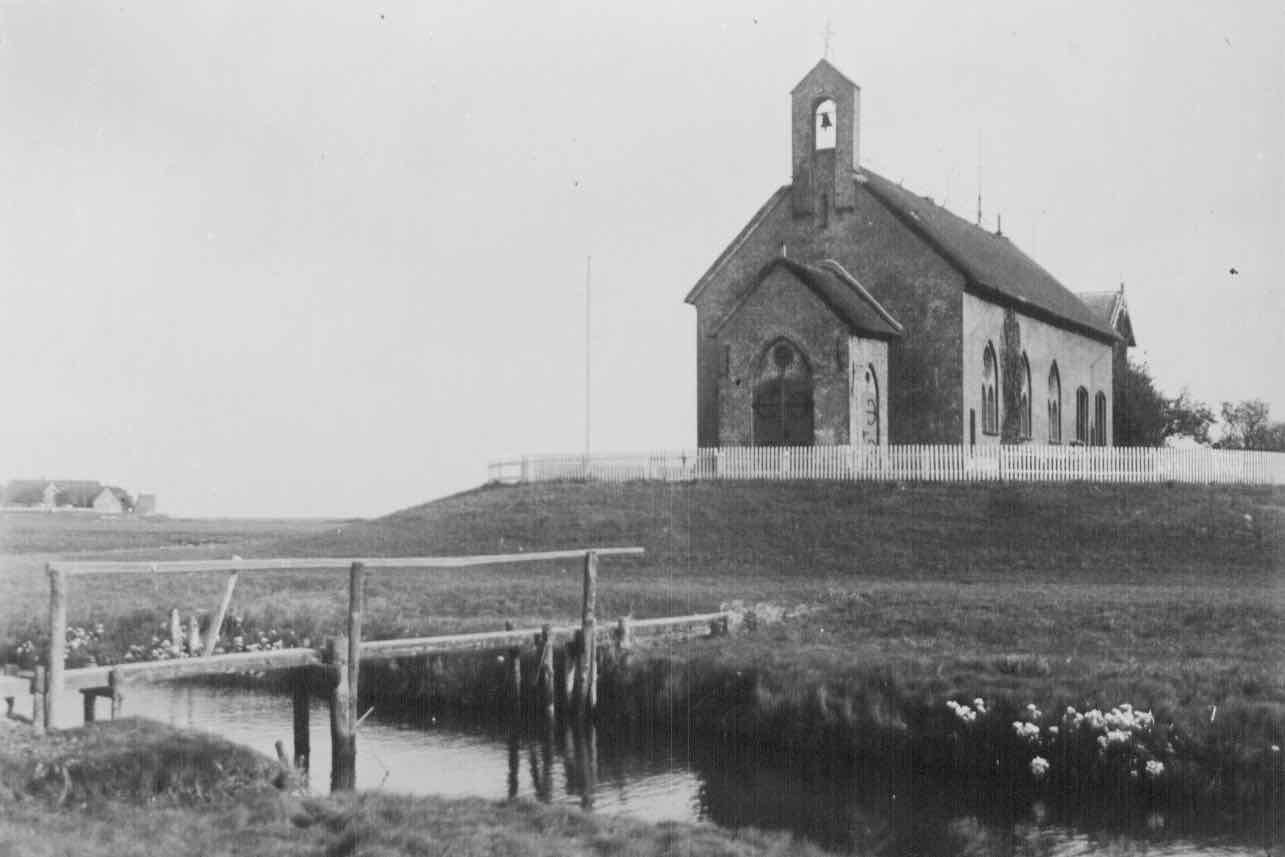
[1115,356,1285,450]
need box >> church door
[752,340,814,446]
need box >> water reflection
[52,682,1274,857]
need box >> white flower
[1106,729,1130,746]
[1029,756,1050,779]
[1013,721,1040,742]
[1145,760,1164,778]
[1047,725,1059,736]
[973,698,986,713]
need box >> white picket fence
[488,445,1285,487]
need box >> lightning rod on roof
[976,129,984,227]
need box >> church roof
[714,257,903,340]
[860,170,1119,343]
[1077,287,1135,346]
[790,58,859,94]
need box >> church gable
[712,258,902,341]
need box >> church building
[686,59,1129,449]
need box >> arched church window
[1019,353,1032,439]
[1094,391,1108,446]
[862,365,880,446]
[982,343,999,435]
[752,339,814,447]
[1075,386,1090,444]
[814,99,837,151]
[1047,362,1062,444]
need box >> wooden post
[292,671,311,772]
[109,668,122,719]
[187,614,201,655]
[169,608,182,651]
[31,666,46,734]
[569,630,584,714]
[203,571,239,657]
[537,624,555,721]
[579,551,598,719]
[506,732,520,799]
[347,562,364,723]
[47,564,66,731]
[576,722,597,810]
[614,616,633,668]
[504,621,521,715]
[327,636,356,791]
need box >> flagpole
[584,255,592,458]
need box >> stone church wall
[962,292,1114,446]
[783,182,967,445]
[714,267,851,446]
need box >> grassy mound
[0,719,834,857]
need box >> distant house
[51,481,106,509]
[91,487,133,514]
[2,479,136,512]
[3,480,56,508]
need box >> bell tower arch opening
[814,98,837,150]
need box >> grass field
[2,481,1282,760]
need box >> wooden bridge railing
[27,547,741,790]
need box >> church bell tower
[790,59,861,220]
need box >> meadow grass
[1,482,1281,784]
[0,718,832,857]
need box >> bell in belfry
[819,111,832,129]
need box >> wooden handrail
[48,547,646,576]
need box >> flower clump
[11,615,304,667]
[946,697,1173,786]
[947,698,982,723]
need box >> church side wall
[715,268,851,446]
[962,292,1114,446]
[813,183,966,444]
[849,337,890,446]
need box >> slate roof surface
[860,170,1118,342]
[716,257,903,340]
[1077,291,1119,323]
[3,479,103,506]
[791,58,860,93]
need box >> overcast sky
[2,0,1281,517]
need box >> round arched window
[772,342,794,370]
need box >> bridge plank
[51,547,645,576]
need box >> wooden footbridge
[5,548,733,791]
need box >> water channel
[61,682,1275,857]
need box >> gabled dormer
[790,59,860,221]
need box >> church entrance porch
[752,339,815,446]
